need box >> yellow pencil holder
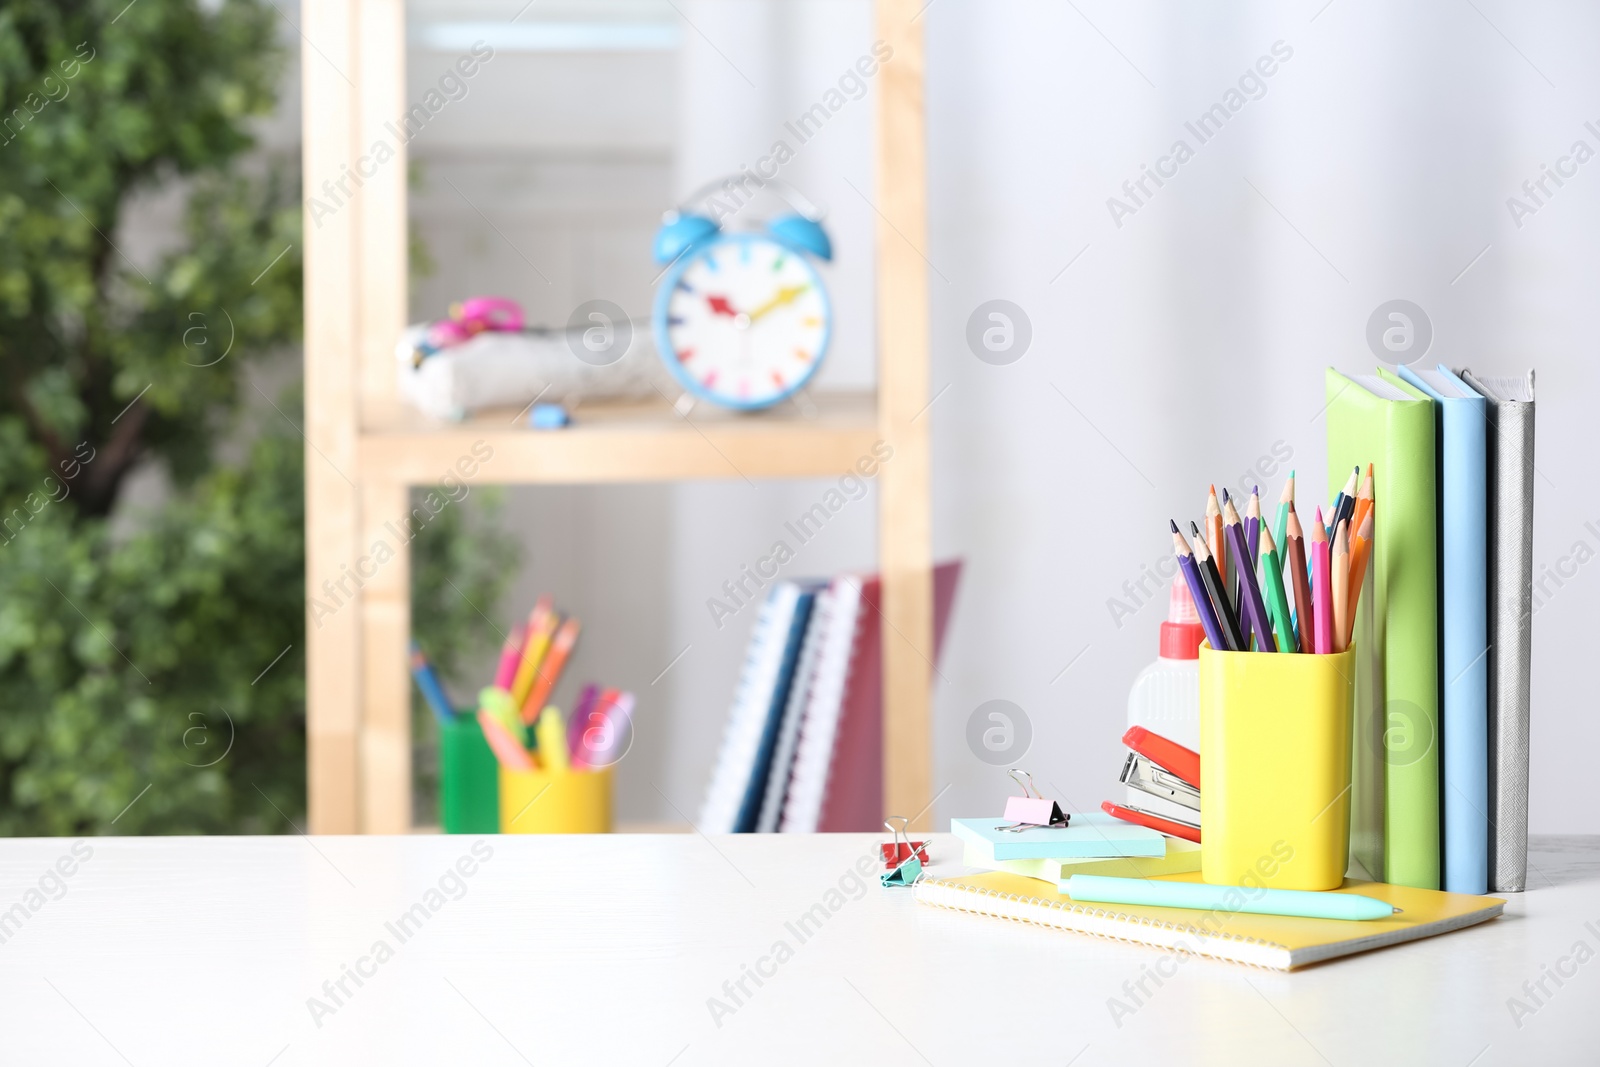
[1199,642,1354,891]
[498,765,613,834]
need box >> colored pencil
[1347,508,1374,647]
[565,683,601,766]
[535,706,570,772]
[1224,496,1276,652]
[1191,521,1244,651]
[480,685,525,738]
[1326,466,1357,539]
[508,595,556,707]
[492,625,526,692]
[1246,486,1262,562]
[477,707,535,770]
[1258,525,1298,653]
[1172,520,1227,654]
[521,617,581,723]
[408,641,456,724]
[1223,490,1252,648]
[1273,471,1294,561]
[1206,485,1228,592]
[1351,463,1374,542]
[1245,487,1263,648]
[1332,519,1351,653]
[1335,465,1359,533]
[1311,507,1333,654]
[1286,504,1315,655]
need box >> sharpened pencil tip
[1170,519,1180,533]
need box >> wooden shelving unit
[302,0,933,834]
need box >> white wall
[921,0,1596,833]
[394,0,1597,832]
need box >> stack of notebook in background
[1327,366,1536,894]
[697,561,961,833]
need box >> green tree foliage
[0,1,514,834]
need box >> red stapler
[1101,725,1201,843]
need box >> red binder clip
[880,838,930,868]
[996,769,1069,832]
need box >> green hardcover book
[1326,368,1439,890]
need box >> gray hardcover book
[1458,369,1535,892]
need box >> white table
[0,833,1595,1065]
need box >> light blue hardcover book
[1398,364,1490,895]
[951,812,1166,861]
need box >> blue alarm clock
[651,178,832,411]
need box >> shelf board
[358,390,881,485]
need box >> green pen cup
[439,713,501,834]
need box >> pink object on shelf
[421,296,526,355]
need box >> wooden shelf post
[303,0,363,833]
[875,0,936,830]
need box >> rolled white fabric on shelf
[394,322,672,421]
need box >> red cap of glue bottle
[1158,576,1206,660]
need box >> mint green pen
[1063,874,1398,921]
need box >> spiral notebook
[697,581,819,833]
[915,870,1504,971]
[755,585,834,833]
[780,560,961,832]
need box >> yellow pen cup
[498,764,613,834]
[1199,642,1355,891]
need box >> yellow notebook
[915,870,1503,970]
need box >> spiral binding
[914,877,1288,968]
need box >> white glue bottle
[1125,576,1203,812]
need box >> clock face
[655,233,830,409]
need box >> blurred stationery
[951,812,1166,861]
[916,869,1505,970]
[697,581,820,833]
[1457,369,1536,893]
[408,641,455,725]
[508,596,556,709]
[698,561,961,833]
[756,585,834,833]
[412,592,635,779]
[787,561,962,831]
[521,616,580,723]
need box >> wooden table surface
[0,832,1596,1065]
